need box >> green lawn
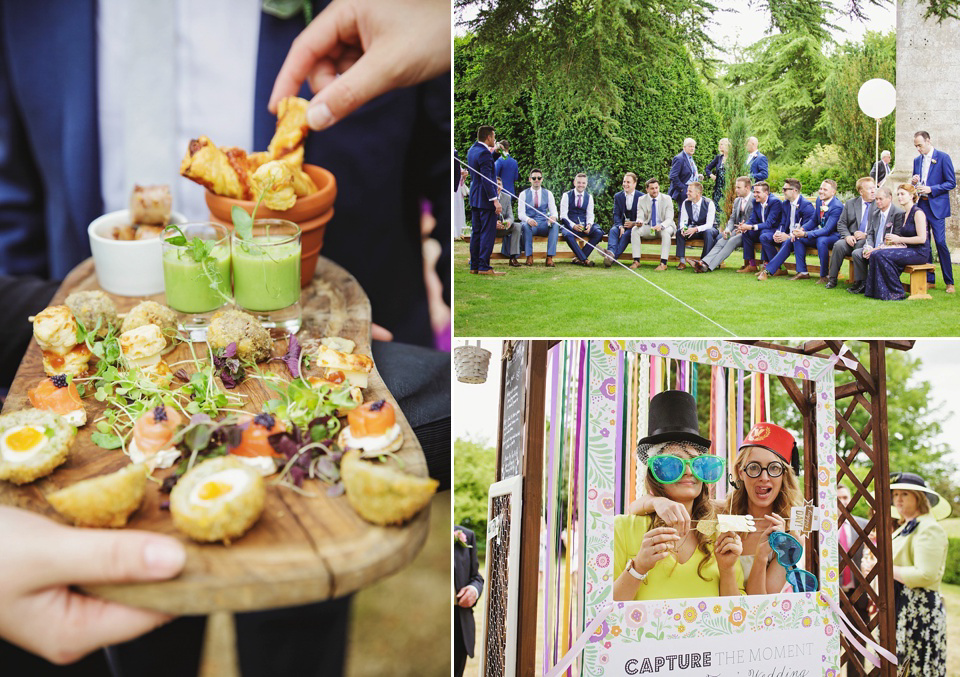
[453,241,959,336]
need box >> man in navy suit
[745,137,769,182]
[790,179,844,283]
[757,178,815,280]
[604,172,640,267]
[669,138,701,209]
[736,181,782,273]
[454,526,484,677]
[468,125,504,275]
[494,140,520,199]
[912,131,956,292]
[560,173,604,265]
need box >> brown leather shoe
[469,270,478,274]
[816,276,827,285]
[677,262,687,271]
[584,259,595,267]
[737,264,757,273]
[947,284,956,294]
[525,256,534,267]
[545,256,555,267]
[655,263,667,271]
[629,261,641,270]
[478,269,506,276]
[772,269,788,277]
[509,257,521,267]
[757,270,769,281]
[790,272,810,280]
[604,253,614,267]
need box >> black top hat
[637,390,711,448]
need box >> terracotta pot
[204,164,336,287]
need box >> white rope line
[457,155,737,336]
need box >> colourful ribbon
[543,604,617,677]
[821,592,898,669]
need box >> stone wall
[891,0,960,251]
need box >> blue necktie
[859,202,872,232]
[874,212,887,248]
[650,199,657,228]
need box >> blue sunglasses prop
[768,531,819,592]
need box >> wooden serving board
[0,257,430,615]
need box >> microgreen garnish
[212,342,246,389]
[250,365,358,432]
[230,181,272,242]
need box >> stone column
[891,0,960,251]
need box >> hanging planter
[454,342,491,383]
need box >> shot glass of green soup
[162,223,232,341]
[232,219,302,333]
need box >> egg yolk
[197,480,233,501]
[6,427,45,452]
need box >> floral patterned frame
[581,340,842,676]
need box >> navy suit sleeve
[798,201,816,231]
[763,200,782,231]
[613,193,624,228]
[754,155,769,181]
[931,152,957,197]
[668,155,683,198]
[808,201,842,238]
[478,151,499,202]
[705,154,720,176]
[467,530,484,600]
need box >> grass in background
[453,242,959,336]
[347,492,450,676]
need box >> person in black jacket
[705,138,729,225]
[454,525,485,677]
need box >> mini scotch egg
[170,456,265,544]
[0,409,76,485]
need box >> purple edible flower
[276,333,302,379]
[213,342,245,389]
[223,342,238,358]
[174,368,190,382]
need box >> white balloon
[858,78,896,119]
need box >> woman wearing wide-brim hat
[613,391,744,601]
[888,471,950,677]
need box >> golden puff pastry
[120,324,167,367]
[268,96,309,160]
[180,136,248,200]
[315,345,374,388]
[340,449,438,526]
[275,147,317,197]
[47,463,148,528]
[33,305,78,355]
[250,160,296,211]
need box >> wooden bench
[463,232,856,278]
[903,264,936,299]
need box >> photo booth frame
[581,340,843,677]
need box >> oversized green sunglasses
[646,454,726,484]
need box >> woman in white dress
[454,165,468,239]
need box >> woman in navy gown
[865,184,929,300]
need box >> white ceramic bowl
[87,210,186,296]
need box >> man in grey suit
[824,177,876,289]
[847,186,903,294]
[694,176,754,273]
[497,177,523,266]
[630,178,676,270]
[870,150,892,187]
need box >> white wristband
[626,559,648,581]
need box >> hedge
[945,537,960,586]
[455,37,724,230]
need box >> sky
[453,340,960,479]
[454,0,897,52]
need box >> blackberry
[51,374,68,388]
[368,399,387,412]
[152,405,168,422]
[253,413,275,429]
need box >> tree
[454,436,499,556]
[823,31,897,179]
[715,91,748,219]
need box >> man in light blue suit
[789,179,844,282]
[468,126,504,275]
[758,178,815,280]
[737,181,782,273]
[668,138,701,208]
[912,131,956,291]
[745,137,769,182]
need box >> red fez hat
[739,422,799,475]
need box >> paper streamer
[543,604,617,677]
[822,593,898,669]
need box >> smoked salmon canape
[28,374,86,427]
[228,413,286,476]
[337,399,402,457]
[129,405,184,470]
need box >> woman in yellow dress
[614,391,743,601]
